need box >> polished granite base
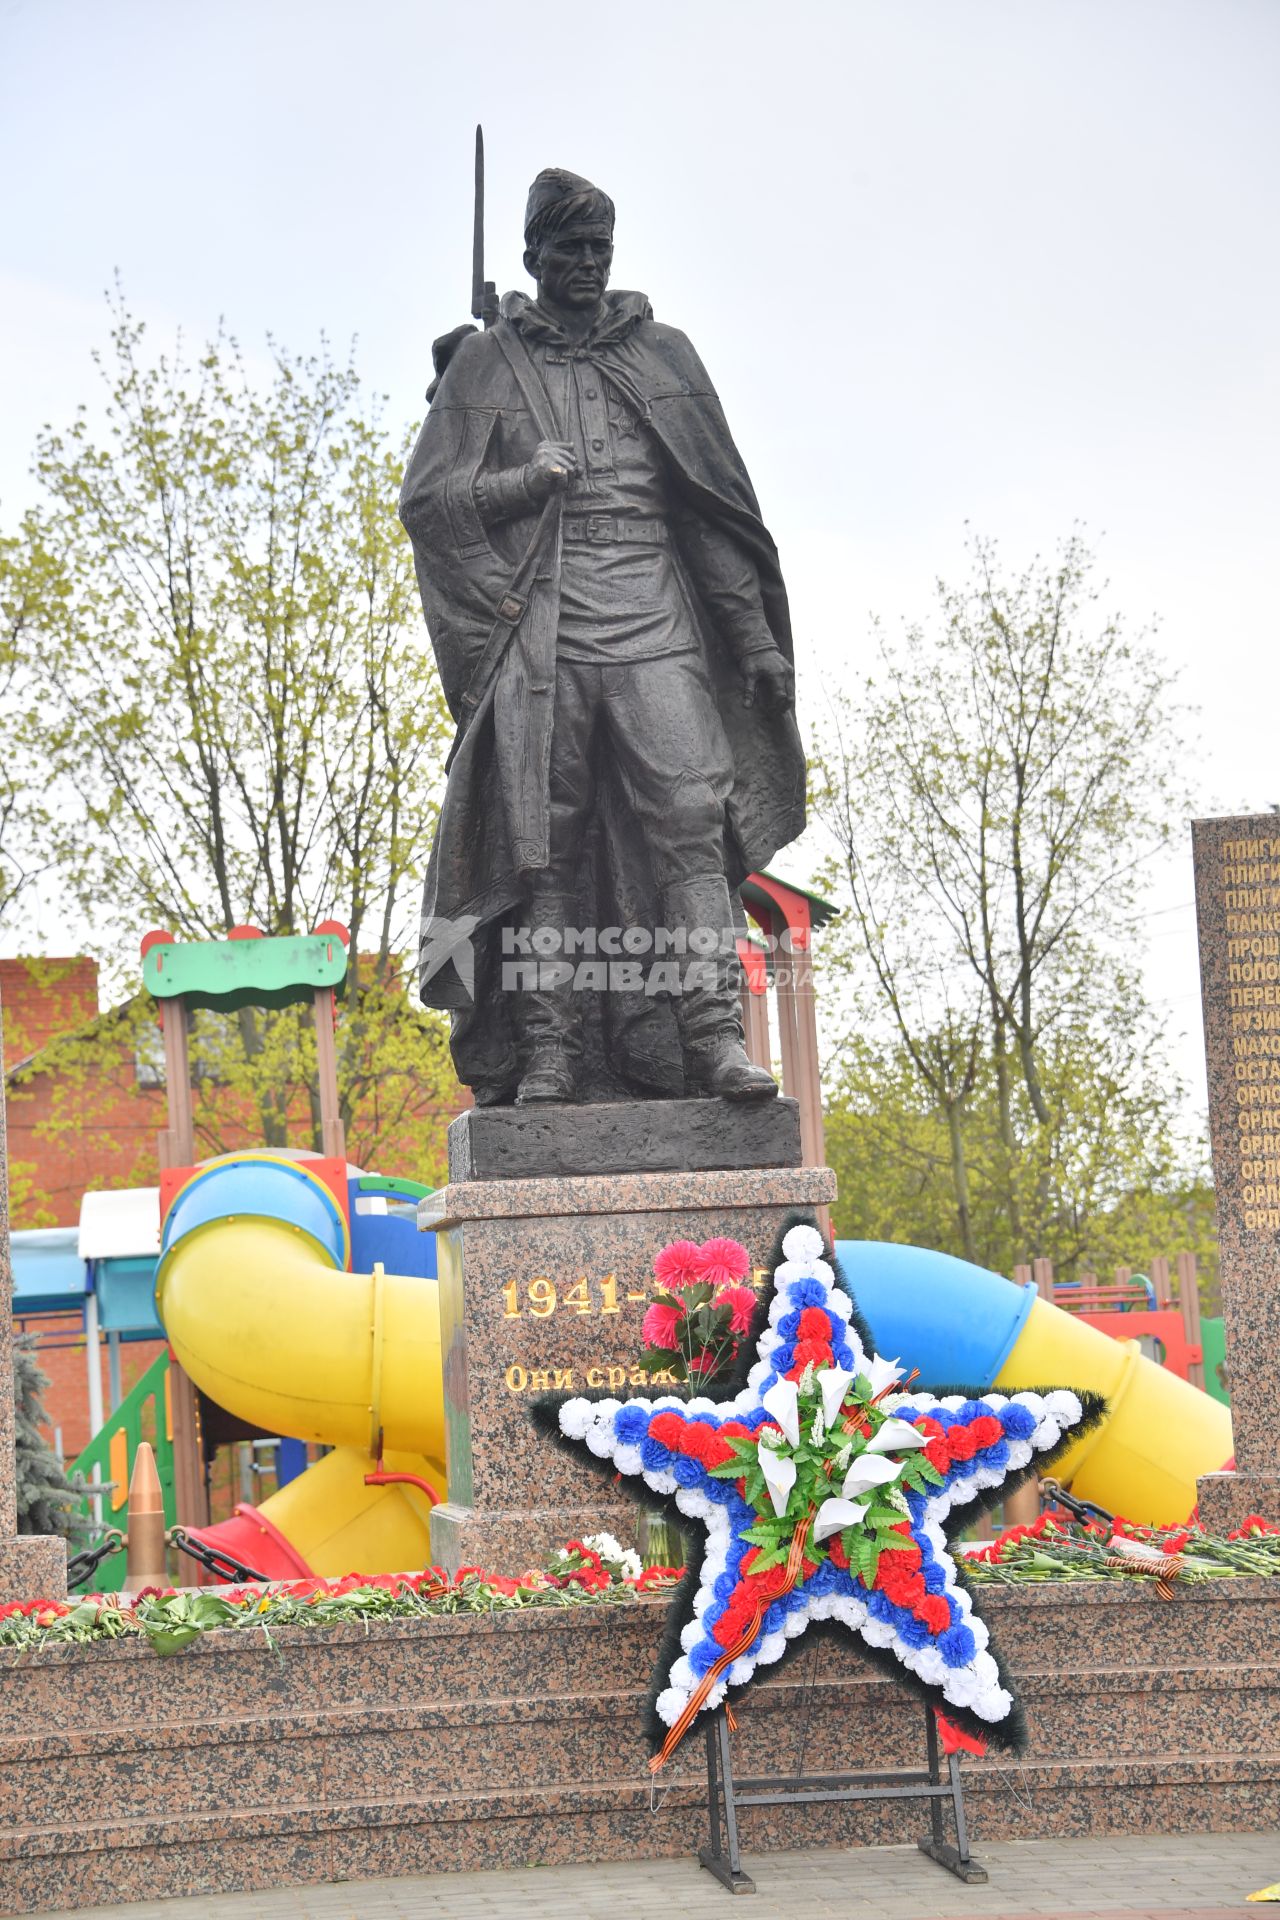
[1,1579,1278,1914]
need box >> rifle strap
[493,323,563,442]
[450,491,561,764]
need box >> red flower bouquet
[636,1236,757,1385]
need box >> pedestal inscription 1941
[1192,814,1280,1529]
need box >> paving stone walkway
[36,1832,1280,1920]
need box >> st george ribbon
[535,1222,1102,1765]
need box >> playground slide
[837,1240,1233,1525]
[155,1152,446,1579]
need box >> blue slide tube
[834,1240,1036,1391]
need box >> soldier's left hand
[741,649,795,713]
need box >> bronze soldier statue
[400,165,805,1108]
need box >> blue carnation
[832,1342,855,1370]
[789,1278,828,1308]
[672,1454,703,1488]
[897,1615,931,1649]
[809,1557,841,1597]
[764,1601,787,1635]
[959,1399,989,1422]
[640,1437,670,1473]
[939,1623,976,1667]
[983,1439,1010,1471]
[744,1407,773,1431]
[614,1405,649,1445]
[922,1561,948,1594]
[689,1638,721,1677]
[866,1589,894,1623]
[777,1309,802,1340]
[714,1572,738,1602]
[1000,1404,1037,1441]
[771,1347,796,1376]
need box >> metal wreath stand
[698,1698,987,1896]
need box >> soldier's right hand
[525,440,578,501]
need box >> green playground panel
[143,931,349,1011]
[70,1350,176,1592]
[1201,1315,1230,1406]
[356,1174,433,1202]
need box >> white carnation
[655,1687,688,1727]
[782,1224,824,1264]
[558,1400,592,1440]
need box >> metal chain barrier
[65,1529,126,1589]
[167,1526,267,1584]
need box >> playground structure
[24,908,1236,1586]
[840,1242,1234,1527]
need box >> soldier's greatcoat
[400,291,805,1097]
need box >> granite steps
[1,1582,1277,1915]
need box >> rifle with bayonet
[427,123,500,400]
[472,123,500,330]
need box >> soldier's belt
[561,514,668,546]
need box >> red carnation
[654,1239,705,1287]
[742,1550,791,1599]
[948,1424,979,1461]
[699,1237,750,1287]
[919,1595,950,1633]
[788,1337,832,1373]
[798,1306,834,1342]
[680,1423,717,1462]
[969,1415,1003,1450]
[716,1284,758,1336]
[641,1300,684,1349]
[649,1411,687,1448]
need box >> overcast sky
[3,0,1278,1125]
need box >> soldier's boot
[660,874,778,1102]
[512,893,581,1105]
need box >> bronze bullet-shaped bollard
[122,1442,168,1594]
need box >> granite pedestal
[421,1100,834,1570]
[1192,816,1280,1527]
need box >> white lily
[863,1416,929,1455]
[762,1376,801,1448]
[864,1353,905,1397]
[816,1366,855,1427]
[842,1454,903,1498]
[813,1497,868,1543]
[760,1447,797,1519]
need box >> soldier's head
[523,168,614,313]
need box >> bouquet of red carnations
[635,1237,759,1385]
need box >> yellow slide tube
[157,1184,445,1577]
[997,1293,1234,1524]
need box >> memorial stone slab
[0,1002,66,1600]
[419,1162,836,1572]
[1192,813,1280,1528]
[447,1095,803,1182]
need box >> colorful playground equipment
[159,1150,444,1578]
[838,1241,1234,1527]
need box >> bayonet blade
[471,124,485,322]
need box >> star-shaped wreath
[533,1218,1103,1766]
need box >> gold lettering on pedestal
[501,1361,679,1394]
[1222,837,1280,1231]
